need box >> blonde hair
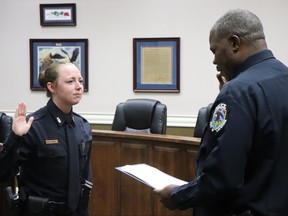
[38,62,68,97]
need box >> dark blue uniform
[0,99,92,215]
[0,133,22,180]
[171,50,288,216]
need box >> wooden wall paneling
[153,143,193,216]
[89,139,120,216]
[119,142,153,216]
[84,130,200,216]
[186,149,198,181]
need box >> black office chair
[0,112,13,216]
[193,103,213,138]
[0,112,13,144]
[111,99,167,134]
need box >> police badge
[210,103,228,132]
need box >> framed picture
[29,38,89,91]
[40,3,76,26]
[133,37,180,93]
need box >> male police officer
[155,9,288,216]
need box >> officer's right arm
[0,132,23,181]
[0,101,34,182]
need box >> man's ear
[229,35,240,53]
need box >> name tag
[45,140,59,144]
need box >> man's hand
[216,72,228,91]
[154,184,178,210]
[12,102,34,136]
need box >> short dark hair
[211,9,265,43]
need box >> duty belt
[46,200,67,213]
[28,196,68,215]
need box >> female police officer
[155,9,288,216]
[1,62,93,216]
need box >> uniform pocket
[37,144,66,158]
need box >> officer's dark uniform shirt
[0,133,22,180]
[171,50,288,216]
[0,99,92,209]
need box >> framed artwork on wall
[29,38,89,91]
[133,37,180,93]
[39,3,76,26]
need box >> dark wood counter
[89,129,201,216]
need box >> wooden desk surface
[92,129,201,145]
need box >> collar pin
[57,117,62,124]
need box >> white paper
[115,163,188,189]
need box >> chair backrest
[111,99,167,134]
[0,112,13,143]
[193,103,213,138]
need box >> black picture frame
[133,37,180,93]
[40,3,76,26]
[29,38,89,91]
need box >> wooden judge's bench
[89,129,200,216]
[0,129,201,216]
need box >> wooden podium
[89,129,200,216]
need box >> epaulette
[73,112,88,122]
[27,107,47,121]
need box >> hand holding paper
[154,184,179,210]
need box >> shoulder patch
[209,103,228,133]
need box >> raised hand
[12,102,34,136]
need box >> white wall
[1,0,288,127]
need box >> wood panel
[89,140,119,216]
[89,129,200,216]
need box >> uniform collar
[236,49,275,75]
[47,99,75,127]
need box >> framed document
[133,38,180,93]
[29,38,88,91]
[40,3,76,26]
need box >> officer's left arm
[80,122,93,181]
[82,139,92,181]
[170,93,255,209]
